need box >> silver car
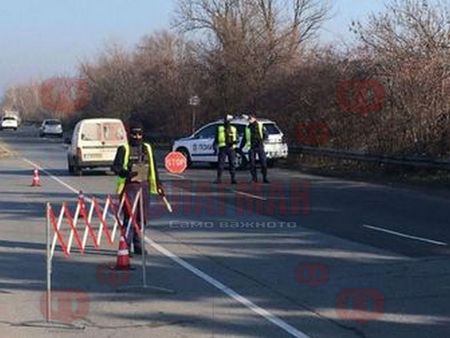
[40,119,63,137]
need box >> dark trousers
[122,181,149,251]
[217,146,236,179]
[249,145,267,180]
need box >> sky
[0,0,385,96]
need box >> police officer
[214,115,238,184]
[112,120,164,255]
[242,114,269,183]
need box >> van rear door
[101,121,126,162]
[79,121,103,162]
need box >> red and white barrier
[48,190,142,259]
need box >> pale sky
[0,0,385,96]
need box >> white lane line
[363,224,447,246]
[21,157,309,338]
[145,237,309,338]
[231,189,267,201]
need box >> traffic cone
[31,168,41,187]
[78,191,87,218]
[113,236,131,270]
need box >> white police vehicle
[172,116,288,169]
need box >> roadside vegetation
[1,0,449,162]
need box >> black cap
[128,120,144,134]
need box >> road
[0,126,449,338]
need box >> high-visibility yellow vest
[217,125,237,148]
[116,143,158,195]
[245,122,264,148]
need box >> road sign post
[189,95,200,134]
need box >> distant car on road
[172,116,288,169]
[40,119,63,137]
[0,116,19,131]
[67,118,127,175]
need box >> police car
[172,116,288,169]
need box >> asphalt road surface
[0,126,449,338]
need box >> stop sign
[165,152,187,174]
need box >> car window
[3,117,15,121]
[263,123,281,135]
[195,125,216,139]
[46,120,61,126]
[103,122,125,141]
[81,123,101,141]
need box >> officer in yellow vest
[112,121,164,255]
[242,114,269,183]
[214,115,238,184]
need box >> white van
[172,116,288,169]
[67,118,127,175]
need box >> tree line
[1,0,449,158]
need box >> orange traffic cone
[31,168,41,187]
[113,236,131,270]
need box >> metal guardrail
[289,145,450,170]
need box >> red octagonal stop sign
[165,152,187,174]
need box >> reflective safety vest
[245,122,264,149]
[116,142,158,195]
[217,125,237,148]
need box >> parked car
[67,118,127,175]
[40,119,63,137]
[172,116,288,169]
[0,116,19,131]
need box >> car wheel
[67,156,74,174]
[71,157,82,176]
[177,147,192,168]
[235,149,248,170]
[73,165,82,176]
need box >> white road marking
[146,237,309,338]
[231,189,267,201]
[363,224,447,246]
[21,156,309,338]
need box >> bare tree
[173,0,330,111]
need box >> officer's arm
[112,146,128,178]
[151,150,165,195]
